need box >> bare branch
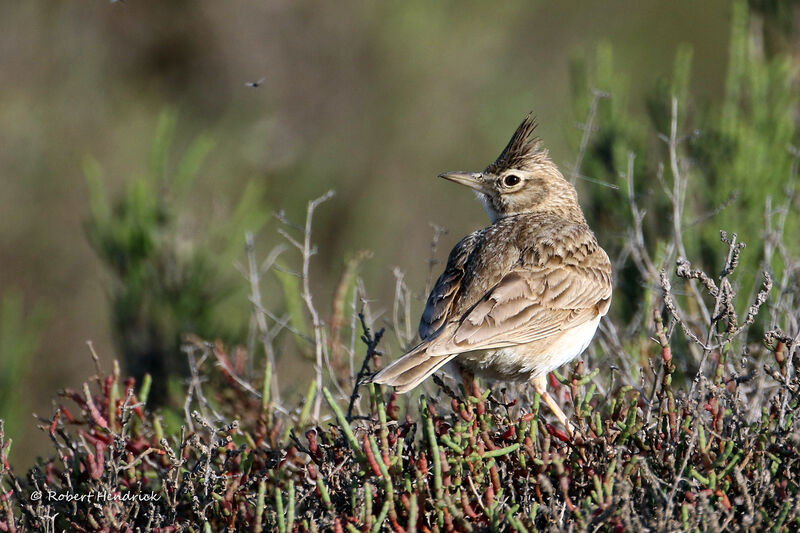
[570,89,609,184]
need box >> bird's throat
[476,192,500,223]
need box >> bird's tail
[370,342,457,393]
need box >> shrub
[0,225,798,531]
[84,110,268,405]
[2,1,799,531]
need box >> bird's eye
[503,174,521,187]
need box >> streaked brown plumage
[372,115,612,432]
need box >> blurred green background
[0,0,743,466]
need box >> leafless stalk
[659,271,714,352]
[242,233,286,398]
[660,227,773,404]
[277,190,336,421]
[183,345,224,432]
[570,89,609,184]
[86,340,103,376]
[663,97,711,325]
[347,282,361,384]
[258,306,313,345]
[623,151,659,281]
[321,323,350,402]
[686,190,739,228]
[425,223,448,296]
[391,267,414,347]
[597,319,634,382]
[346,313,385,421]
[664,425,698,523]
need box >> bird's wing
[374,230,489,391]
[418,232,483,340]
[429,255,612,355]
[418,268,465,340]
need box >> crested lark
[372,115,612,433]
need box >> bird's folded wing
[419,268,464,340]
[429,264,611,354]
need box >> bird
[371,115,612,433]
[245,77,266,88]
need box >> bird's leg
[460,367,478,399]
[531,374,574,436]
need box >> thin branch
[392,267,413,347]
[624,151,658,280]
[570,89,609,184]
[425,223,448,296]
[665,96,711,325]
[245,234,285,399]
[290,190,336,421]
[346,313,385,421]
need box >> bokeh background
[0,1,740,467]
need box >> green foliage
[1,241,798,531]
[2,2,800,531]
[0,292,46,437]
[4,127,799,531]
[692,0,799,272]
[570,0,799,321]
[84,110,268,405]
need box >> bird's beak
[438,171,489,194]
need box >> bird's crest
[485,114,548,174]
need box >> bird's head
[439,115,585,224]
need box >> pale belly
[450,316,601,382]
